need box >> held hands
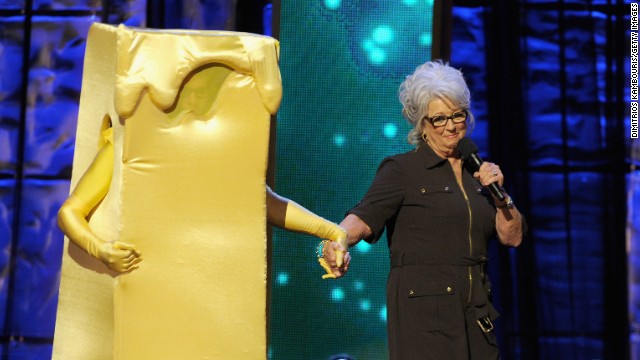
[270,192,352,279]
[97,240,142,273]
[317,235,351,279]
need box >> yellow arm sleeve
[266,186,346,245]
[282,201,347,246]
[58,135,114,259]
[266,186,347,278]
[283,201,349,279]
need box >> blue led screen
[270,1,436,359]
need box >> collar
[416,144,449,169]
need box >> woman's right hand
[98,241,142,273]
[319,213,373,278]
[320,241,351,279]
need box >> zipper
[451,160,474,305]
[461,192,473,304]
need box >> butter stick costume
[52,23,346,360]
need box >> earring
[422,133,427,142]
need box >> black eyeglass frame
[424,109,468,128]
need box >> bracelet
[316,239,330,259]
[495,196,514,209]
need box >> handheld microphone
[457,137,505,201]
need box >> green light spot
[277,272,289,285]
[368,47,387,65]
[331,287,345,301]
[372,26,394,45]
[383,123,398,138]
[420,33,433,47]
[362,39,375,51]
[359,299,371,311]
[324,0,341,10]
[353,281,364,291]
[355,241,372,253]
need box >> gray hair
[399,60,475,147]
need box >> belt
[392,251,495,333]
[390,251,488,268]
[477,316,494,333]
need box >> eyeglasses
[424,109,468,127]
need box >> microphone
[457,137,505,201]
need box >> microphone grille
[457,137,478,160]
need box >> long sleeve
[58,134,114,259]
[266,185,347,247]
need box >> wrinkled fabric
[114,25,281,119]
[53,23,281,360]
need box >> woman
[324,60,524,359]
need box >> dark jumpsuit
[348,145,501,360]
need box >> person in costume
[53,24,344,360]
[57,124,349,276]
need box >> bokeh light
[366,46,387,65]
[379,306,387,322]
[276,272,289,286]
[354,241,372,253]
[331,287,345,302]
[324,0,341,10]
[383,123,398,138]
[420,32,433,47]
[359,299,371,311]
[372,26,394,45]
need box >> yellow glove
[282,200,348,279]
[57,135,142,273]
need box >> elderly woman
[324,60,524,359]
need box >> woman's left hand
[473,162,504,193]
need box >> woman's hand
[473,162,504,190]
[474,162,524,247]
[98,240,142,273]
[319,213,373,279]
[319,241,351,279]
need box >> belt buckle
[476,317,494,333]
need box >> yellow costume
[53,23,346,360]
